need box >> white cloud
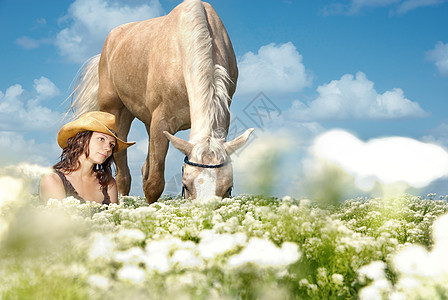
[15,36,41,50]
[0,78,62,132]
[237,42,312,96]
[55,0,164,63]
[286,72,428,121]
[426,41,448,77]
[0,79,60,166]
[396,0,447,14]
[422,122,448,148]
[322,0,446,15]
[33,77,60,100]
[0,132,58,167]
[311,130,448,190]
[15,36,52,50]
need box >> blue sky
[1,0,448,198]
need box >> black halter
[183,155,230,168]
[181,156,231,197]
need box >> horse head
[164,128,254,200]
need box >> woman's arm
[108,178,119,204]
[39,172,66,202]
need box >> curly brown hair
[53,131,115,192]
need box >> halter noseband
[181,155,231,197]
[183,155,230,168]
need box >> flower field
[1,189,448,299]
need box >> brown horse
[70,0,253,203]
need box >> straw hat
[57,111,135,153]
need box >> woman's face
[88,132,116,164]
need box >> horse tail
[183,0,232,141]
[68,54,101,120]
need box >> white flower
[335,245,346,254]
[144,243,171,273]
[278,203,290,214]
[211,212,224,225]
[226,216,239,226]
[359,278,392,300]
[88,274,110,290]
[359,285,383,300]
[168,223,179,233]
[301,222,312,234]
[389,292,407,300]
[46,198,62,207]
[432,213,448,246]
[242,214,256,226]
[130,206,157,219]
[358,261,387,281]
[69,263,87,277]
[332,273,344,285]
[91,213,111,225]
[89,233,115,262]
[398,276,421,289]
[144,238,187,273]
[430,244,448,274]
[282,195,293,202]
[116,228,146,245]
[62,196,81,206]
[197,195,221,205]
[171,249,203,268]
[117,265,146,284]
[197,231,247,259]
[393,245,435,277]
[114,247,146,265]
[289,204,299,214]
[228,238,301,267]
[299,199,312,207]
[299,278,310,287]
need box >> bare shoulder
[39,171,66,202]
[41,172,63,185]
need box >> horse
[69,0,253,203]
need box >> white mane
[69,54,101,120]
[192,136,228,163]
[183,0,232,162]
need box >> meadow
[1,183,448,299]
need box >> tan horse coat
[71,0,252,203]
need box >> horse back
[98,1,237,130]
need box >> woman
[39,111,135,204]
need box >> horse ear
[224,128,254,155]
[163,131,193,156]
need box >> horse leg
[98,91,135,195]
[142,112,171,203]
[112,108,134,195]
